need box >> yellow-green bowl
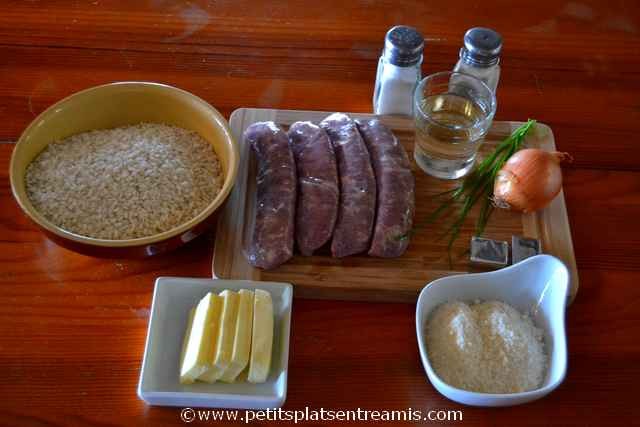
[10,82,239,257]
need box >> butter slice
[180,293,223,384]
[248,289,274,383]
[199,290,239,383]
[220,289,254,383]
[179,308,196,384]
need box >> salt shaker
[453,27,502,93]
[373,25,424,116]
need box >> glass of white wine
[413,71,496,179]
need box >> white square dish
[138,277,293,409]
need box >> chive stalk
[402,119,537,260]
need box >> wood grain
[213,109,579,302]
[1,137,639,426]
[1,1,640,170]
[0,1,639,425]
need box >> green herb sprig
[404,119,537,261]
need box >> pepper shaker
[373,25,424,116]
[453,27,502,93]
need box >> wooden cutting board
[212,108,579,303]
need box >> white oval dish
[415,254,569,407]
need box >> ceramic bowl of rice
[10,82,239,257]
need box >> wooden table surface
[1,1,638,425]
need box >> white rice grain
[26,123,222,240]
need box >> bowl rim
[415,255,569,401]
[10,81,239,248]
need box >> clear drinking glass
[413,71,497,179]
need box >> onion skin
[493,149,571,213]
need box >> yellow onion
[493,149,572,213]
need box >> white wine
[414,93,491,179]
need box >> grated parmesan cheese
[425,300,547,393]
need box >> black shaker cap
[384,25,424,67]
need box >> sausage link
[356,118,415,257]
[288,121,339,256]
[244,121,296,269]
[320,113,376,257]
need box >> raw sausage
[320,113,376,258]
[244,121,296,269]
[288,121,339,256]
[356,118,415,257]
